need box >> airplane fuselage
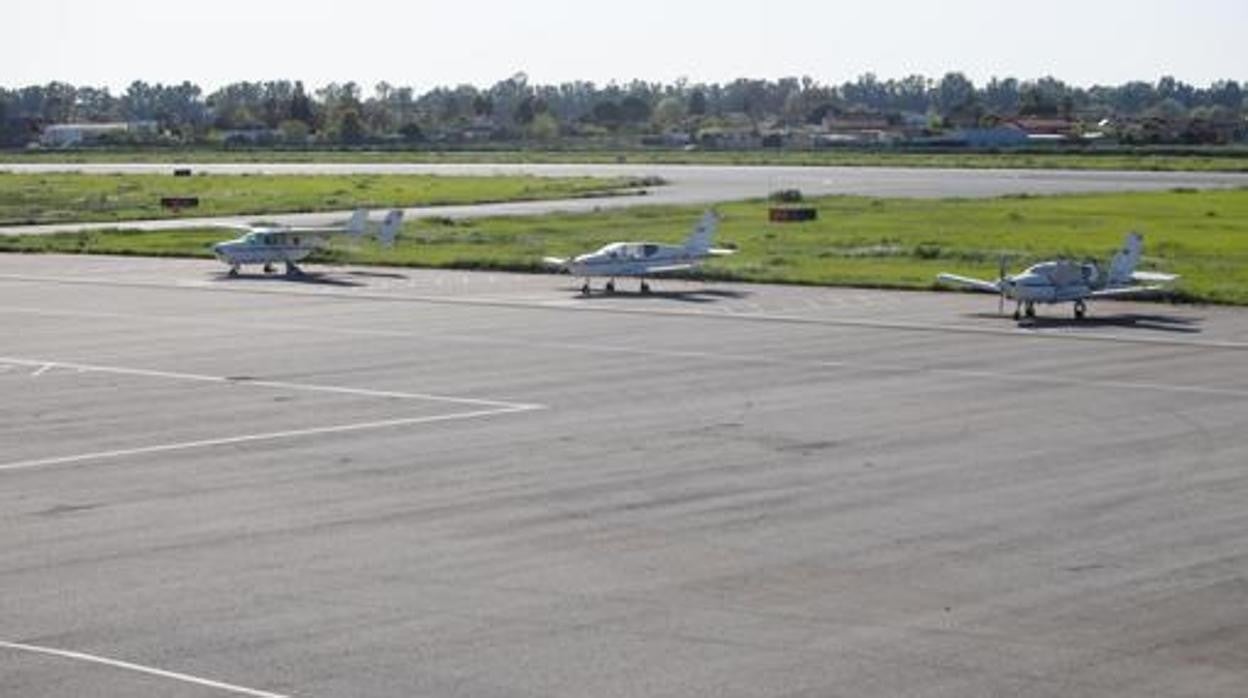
[1003,261,1102,303]
[566,242,704,278]
[213,232,317,268]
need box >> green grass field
[2,147,1247,172]
[0,172,647,226]
[4,188,1247,304]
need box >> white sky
[6,0,1245,93]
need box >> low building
[39,121,157,147]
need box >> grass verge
[3,188,1247,304]
[0,172,649,226]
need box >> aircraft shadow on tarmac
[569,287,750,304]
[342,270,410,280]
[969,312,1204,334]
[211,272,367,288]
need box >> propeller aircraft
[212,209,403,277]
[937,232,1178,320]
[543,211,734,295]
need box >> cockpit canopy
[585,242,664,260]
[1022,260,1100,285]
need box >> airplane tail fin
[683,211,720,253]
[379,209,404,247]
[1107,232,1143,285]
[346,208,368,237]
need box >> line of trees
[2,72,1244,147]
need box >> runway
[5,163,1248,235]
[3,254,1247,697]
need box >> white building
[40,121,158,147]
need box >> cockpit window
[643,244,659,257]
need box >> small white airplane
[937,232,1178,320]
[544,211,735,295]
[212,209,403,277]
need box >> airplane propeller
[997,254,1008,315]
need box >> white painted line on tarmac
[2,310,1246,399]
[0,404,540,473]
[0,355,539,411]
[0,640,289,697]
[29,363,54,377]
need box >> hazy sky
[6,0,1245,92]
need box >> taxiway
[2,255,1246,697]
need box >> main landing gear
[227,264,240,278]
[1012,301,1036,321]
[579,279,615,296]
[579,278,651,296]
[1073,299,1087,319]
[284,261,304,277]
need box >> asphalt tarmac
[3,255,1247,697]
[5,163,1248,235]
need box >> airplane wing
[706,248,736,257]
[1132,271,1179,283]
[644,263,696,274]
[1089,285,1168,299]
[936,273,1001,294]
[277,227,345,236]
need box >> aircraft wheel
[228,267,240,278]
[640,281,651,294]
[1025,303,1036,318]
[263,263,276,274]
[1074,300,1087,319]
[580,282,591,296]
[605,280,615,294]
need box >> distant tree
[934,72,979,125]
[527,112,559,141]
[1115,81,1157,114]
[1208,80,1243,110]
[513,96,537,126]
[290,82,315,126]
[591,100,622,128]
[278,119,310,144]
[398,121,424,143]
[652,96,685,129]
[329,107,367,144]
[40,82,77,123]
[982,77,1020,116]
[472,94,493,117]
[688,90,707,116]
[619,95,651,124]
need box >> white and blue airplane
[544,211,734,295]
[212,209,403,277]
[937,232,1178,320]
